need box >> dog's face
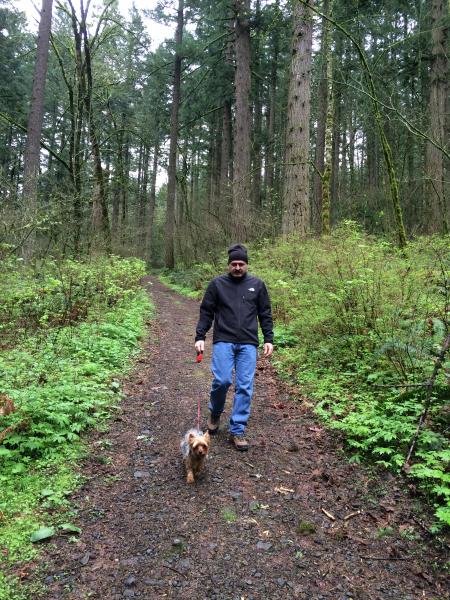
[188,431,210,457]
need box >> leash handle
[196,350,203,429]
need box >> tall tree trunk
[192,148,200,210]
[22,0,53,257]
[72,14,84,255]
[367,124,378,189]
[121,128,130,249]
[232,0,252,242]
[147,141,159,262]
[330,33,343,209]
[219,7,234,228]
[206,123,214,211]
[348,112,355,192]
[220,100,232,225]
[252,0,263,210]
[321,0,335,236]
[212,111,222,212]
[111,130,122,244]
[282,0,313,236]
[56,3,82,254]
[165,0,184,268]
[306,0,407,247]
[138,145,150,255]
[425,0,449,233]
[365,34,378,194]
[265,0,280,207]
[46,101,58,176]
[137,142,144,196]
[313,0,330,233]
[81,9,110,253]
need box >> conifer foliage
[0,0,448,260]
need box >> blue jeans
[208,342,258,436]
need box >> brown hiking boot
[207,413,220,435]
[229,434,249,451]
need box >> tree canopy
[0,0,448,263]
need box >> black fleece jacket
[195,272,273,346]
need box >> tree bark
[164,0,184,269]
[80,6,110,254]
[22,0,53,257]
[425,0,449,233]
[330,33,343,208]
[321,0,334,236]
[138,144,150,255]
[303,0,407,248]
[264,0,280,199]
[252,0,263,210]
[146,142,159,263]
[120,125,130,248]
[206,122,215,211]
[313,0,330,233]
[282,0,313,237]
[72,7,84,255]
[221,100,233,226]
[232,0,252,242]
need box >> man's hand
[263,343,273,357]
[195,340,205,354]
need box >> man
[194,244,274,451]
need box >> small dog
[180,429,210,484]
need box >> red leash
[196,351,203,430]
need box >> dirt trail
[36,276,448,599]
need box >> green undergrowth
[158,266,214,299]
[161,224,450,528]
[0,256,152,595]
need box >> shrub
[0,257,152,579]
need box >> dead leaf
[308,426,323,433]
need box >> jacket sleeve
[257,282,274,344]
[195,280,217,341]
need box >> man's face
[228,260,248,278]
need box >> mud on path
[36,276,448,599]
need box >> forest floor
[29,276,449,599]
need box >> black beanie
[228,243,248,264]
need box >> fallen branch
[344,510,361,521]
[359,555,409,561]
[275,486,294,494]
[321,507,336,521]
[372,382,433,388]
[0,424,18,444]
[402,333,450,472]
[161,563,187,579]
[0,111,71,173]
[411,516,450,550]
[0,418,29,444]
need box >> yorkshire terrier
[180,429,210,484]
